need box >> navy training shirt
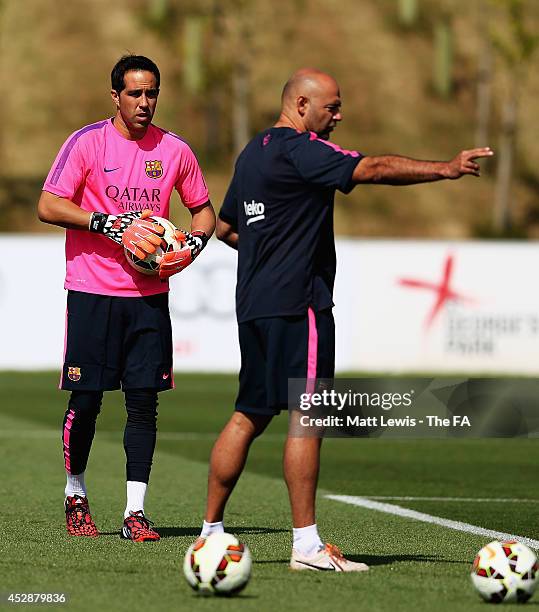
[219,127,363,323]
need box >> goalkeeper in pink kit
[38,55,215,541]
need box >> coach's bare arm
[352,147,494,185]
[38,191,92,230]
[215,217,238,250]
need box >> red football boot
[121,510,160,542]
[65,495,99,538]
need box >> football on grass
[183,533,252,596]
[471,540,538,603]
[124,216,182,275]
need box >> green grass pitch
[0,372,537,611]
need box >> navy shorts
[236,308,335,416]
[61,290,173,392]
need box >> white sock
[65,472,86,498]
[293,524,323,556]
[201,520,225,537]
[124,481,147,518]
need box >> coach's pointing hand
[446,147,494,179]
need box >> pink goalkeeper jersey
[43,118,209,296]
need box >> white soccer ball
[124,216,181,275]
[471,540,538,603]
[183,533,252,596]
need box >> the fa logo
[68,367,81,382]
[145,160,163,179]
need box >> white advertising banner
[334,240,539,373]
[0,235,240,372]
[1,235,538,374]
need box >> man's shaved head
[281,68,339,107]
[276,68,342,140]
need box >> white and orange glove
[158,229,208,280]
[89,209,164,259]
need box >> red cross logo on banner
[397,253,476,329]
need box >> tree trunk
[433,16,453,98]
[183,16,204,95]
[398,0,418,27]
[232,59,250,157]
[493,91,517,232]
[204,1,225,161]
[148,0,168,23]
[474,1,493,147]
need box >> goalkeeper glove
[89,209,164,259]
[158,229,208,280]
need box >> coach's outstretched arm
[352,147,494,185]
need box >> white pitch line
[363,496,539,504]
[325,495,539,550]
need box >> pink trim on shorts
[306,307,318,394]
[63,409,75,473]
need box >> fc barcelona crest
[68,367,81,382]
[145,160,163,179]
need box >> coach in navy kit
[200,68,493,571]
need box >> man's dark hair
[111,55,160,93]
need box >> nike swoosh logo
[295,560,336,571]
[104,167,121,173]
[162,373,170,380]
